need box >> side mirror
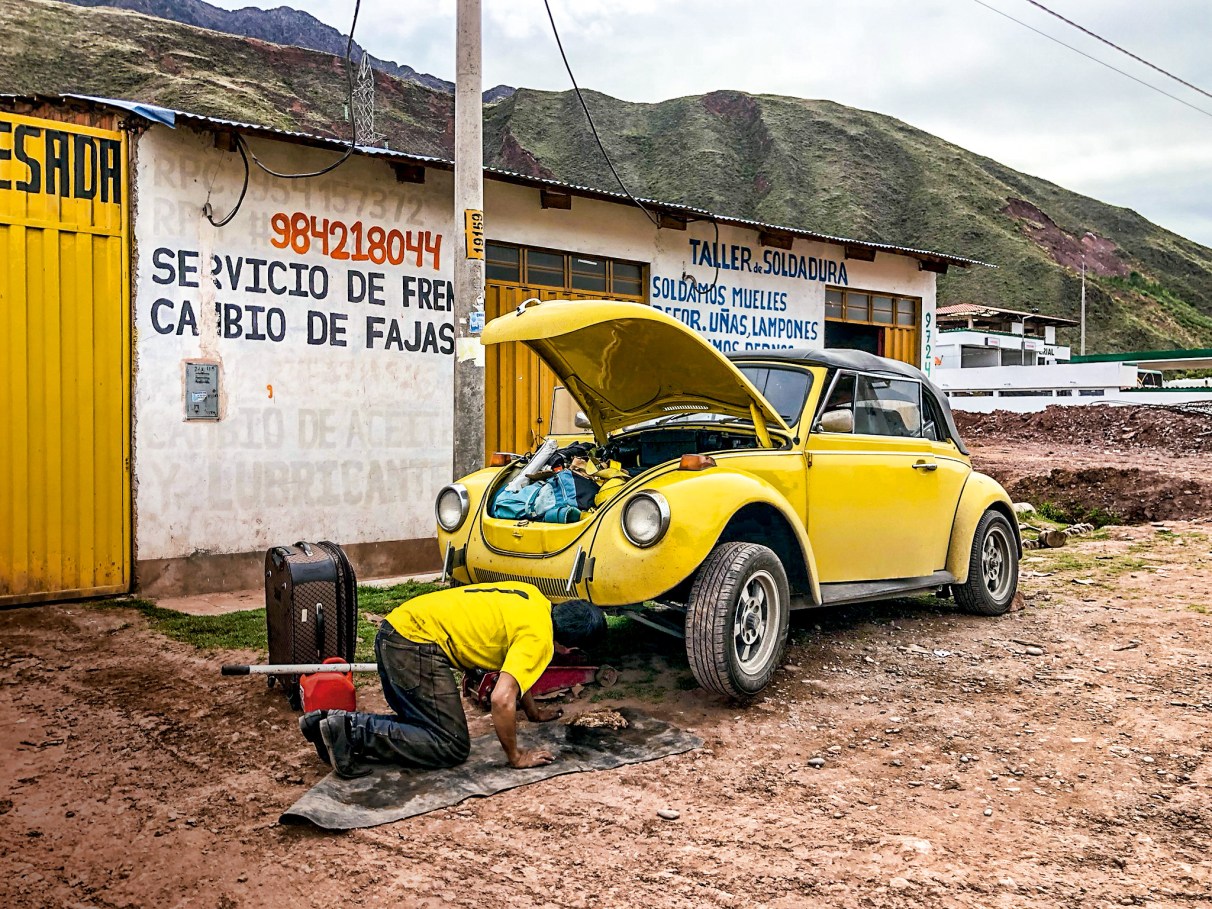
[574,411,592,430]
[818,409,854,433]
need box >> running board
[816,571,957,608]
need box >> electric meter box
[184,361,220,420]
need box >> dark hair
[552,599,606,650]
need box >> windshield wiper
[650,411,714,426]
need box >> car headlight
[622,491,670,548]
[435,484,470,532]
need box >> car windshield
[552,366,811,436]
[737,365,813,425]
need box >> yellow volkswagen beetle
[436,300,1020,698]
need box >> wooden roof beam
[759,229,794,250]
[392,163,426,184]
[540,188,572,210]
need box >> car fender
[589,466,822,605]
[945,471,1020,584]
[436,467,500,576]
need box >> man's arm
[490,672,554,769]
[521,690,563,723]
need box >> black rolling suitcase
[264,541,358,709]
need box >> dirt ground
[3,411,1212,909]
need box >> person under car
[299,582,607,778]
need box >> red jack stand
[462,650,618,708]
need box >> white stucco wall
[484,181,938,378]
[948,391,1212,414]
[936,329,1070,368]
[132,127,455,562]
[936,362,1137,392]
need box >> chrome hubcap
[733,570,779,670]
[982,525,1013,602]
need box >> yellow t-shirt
[385,582,554,694]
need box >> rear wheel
[954,510,1019,616]
[685,542,790,699]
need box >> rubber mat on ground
[280,708,702,830]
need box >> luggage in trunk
[264,541,357,709]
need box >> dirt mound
[1004,466,1212,524]
[955,404,1212,457]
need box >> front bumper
[443,534,592,601]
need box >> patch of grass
[357,580,445,616]
[902,593,951,610]
[97,597,268,651]
[95,581,444,658]
[356,582,445,660]
[1126,532,1202,557]
[1101,556,1153,577]
[1019,511,1067,530]
[1106,273,1212,340]
[600,612,669,660]
[1034,501,1122,528]
[595,664,690,702]
[1033,502,1066,523]
[1029,546,1161,591]
[674,672,700,690]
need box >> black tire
[954,510,1020,616]
[685,542,790,699]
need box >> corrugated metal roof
[477,164,991,269]
[938,302,1077,325]
[64,94,453,166]
[4,93,990,269]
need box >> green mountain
[5,0,1212,353]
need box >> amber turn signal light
[679,454,717,471]
[488,452,513,467]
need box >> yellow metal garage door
[482,241,648,457]
[0,113,130,604]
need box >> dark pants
[345,624,471,769]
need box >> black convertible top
[728,347,924,378]
[728,347,968,454]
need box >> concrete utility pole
[1080,257,1087,356]
[452,0,486,480]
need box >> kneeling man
[300,582,606,778]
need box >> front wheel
[685,542,790,699]
[954,510,1020,616]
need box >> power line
[1020,0,1212,104]
[542,0,660,226]
[205,0,364,226]
[205,138,249,228]
[970,0,1212,121]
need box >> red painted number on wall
[269,212,442,271]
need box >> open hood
[482,300,791,443]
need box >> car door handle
[911,459,938,472]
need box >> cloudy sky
[211,0,1212,247]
